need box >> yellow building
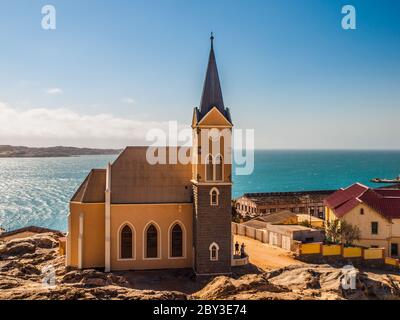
[324,183,400,257]
[67,34,234,275]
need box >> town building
[235,190,334,219]
[266,224,324,250]
[67,35,233,275]
[296,214,324,228]
[324,183,400,257]
[234,215,324,251]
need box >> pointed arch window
[215,154,223,181]
[171,224,183,258]
[206,154,224,181]
[146,225,158,258]
[206,154,214,181]
[120,225,133,259]
[209,242,219,261]
[210,187,220,206]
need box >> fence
[294,242,398,268]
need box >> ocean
[0,150,399,232]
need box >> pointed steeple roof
[198,33,230,122]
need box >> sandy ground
[234,235,305,271]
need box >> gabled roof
[197,106,233,127]
[324,183,369,217]
[359,189,400,219]
[110,147,192,204]
[196,34,232,125]
[70,169,106,203]
[325,183,400,220]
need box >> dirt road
[234,235,304,271]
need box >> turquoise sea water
[0,150,399,232]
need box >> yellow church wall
[110,203,193,270]
[68,203,80,268]
[68,202,105,268]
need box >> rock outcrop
[194,265,400,300]
[1,233,400,300]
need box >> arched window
[146,225,158,258]
[210,187,219,206]
[209,242,219,261]
[120,225,133,259]
[215,154,223,181]
[171,224,183,257]
[206,154,213,181]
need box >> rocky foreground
[1,233,400,300]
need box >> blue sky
[0,0,399,149]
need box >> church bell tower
[191,33,233,275]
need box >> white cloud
[0,102,188,148]
[46,88,63,95]
[122,97,135,104]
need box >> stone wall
[193,184,232,275]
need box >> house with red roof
[324,183,400,257]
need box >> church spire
[199,32,225,118]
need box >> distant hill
[0,145,122,158]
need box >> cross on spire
[199,32,225,118]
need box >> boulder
[0,242,36,257]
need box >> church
[66,35,234,275]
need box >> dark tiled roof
[325,183,400,220]
[324,183,368,215]
[359,189,400,219]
